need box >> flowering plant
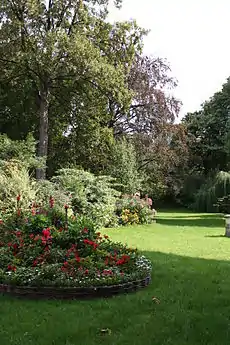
[0,197,152,287]
[116,196,156,225]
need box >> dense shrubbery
[116,195,156,225]
[0,163,119,227]
[0,197,152,288]
[52,169,119,227]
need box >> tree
[106,138,142,194]
[107,54,180,136]
[0,0,130,179]
[183,78,230,174]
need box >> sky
[108,0,230,120]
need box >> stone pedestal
[225,215,230,237]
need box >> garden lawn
[1,210,230,345]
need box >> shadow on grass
[157,216,224,228]
[1,251,230,345]
[205,235,226,238]
[162,214,222,219]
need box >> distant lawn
[2,210,230,345]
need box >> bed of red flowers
[0,196,152,290]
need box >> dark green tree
[0,0,131,179]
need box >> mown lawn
[1,210,230,345]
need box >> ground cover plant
[0,196,151,288]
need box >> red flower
[7,242,13,247]
[75,255,81,263]
[83,228,88,234]
[49,196,54,208]
[42,228,51,238]
[103,269,113,276]
[63,261,68,267]
[116,255,130,266]
[16,195,21,202]
[15,231,21,237]
[13,243,18,250]
[7,265,16,272]
[34,235,40,241]
[84,269,89,275]
[29,234,34,239]
[33,260,38,267]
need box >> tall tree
[183,78,230,174]
[107,54,180,136]
[0,0,130,179]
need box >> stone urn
[225,215,230,237]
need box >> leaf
[152,296,160,304]
[100,328,112,335]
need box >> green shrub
[116,196,156,226]
[0,160,38,215]
[52,169,119,227]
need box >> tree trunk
[36,87,49,180]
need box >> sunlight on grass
[1,210,230,345]
[105,211,227,260]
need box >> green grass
[1,210,230,345]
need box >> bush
[52,169,119,227]
[0,160,38,216]
[116,195,156,226]
[0,198,152,288]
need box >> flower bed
[0,197,152,299]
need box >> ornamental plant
[116,195,156,225]
[0,196,152,288]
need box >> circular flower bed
[0,197,152,298]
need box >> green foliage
[192,171,230,212]
[183,79,230,174]
[116,196,156,225]
[0,160,38,215]
[52,168,120,227]
[0,201,151,287]
[107,139,142,194]
[216,195,230,214]
[0,134,42,169]
[0,0,136,178]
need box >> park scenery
[1,1,230,345]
